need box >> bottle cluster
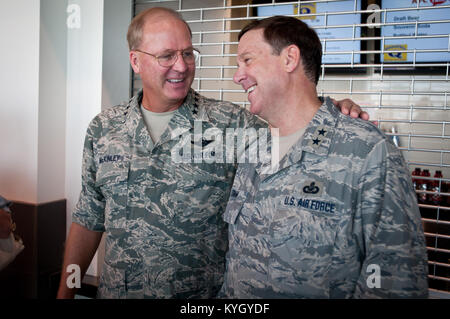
[413,168,450,293]
[412,168,448,207]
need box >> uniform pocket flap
[95,158,129,187]
[223,189,249,225]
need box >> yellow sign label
[384,44,408,61]
[294,3,316,20]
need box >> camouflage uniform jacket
[72,89,265,298]
[220,97,429,298]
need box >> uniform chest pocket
[223,189,252,225]
[271,201,340,248]
[95,158,130,197]
[269,204,341,285]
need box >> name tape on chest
[98,154,125,164]
[283,195,336,214]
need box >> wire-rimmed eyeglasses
[135,48,200,67]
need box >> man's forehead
[140,16,192,48]
[143,16,186,32]
[237,29,266,56]
[143,9,181,23]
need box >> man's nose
[233,66,245,85]
[172,52,188,72]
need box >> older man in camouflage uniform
[219,16,428,298]
[57,7,262,299]
[56,8,367,299]
[72,90,265,298]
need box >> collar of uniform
[124,89,214,150]
[167,89,210,128]
[299,96,338,157]
[255,97,337,177]
[175,89,210,122]
[125,90,154,151]
[158,89,212,146]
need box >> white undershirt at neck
[277,127,307,162]
[140,105,176,143]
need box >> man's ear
[283,45,300,73]
[129,51,140,73]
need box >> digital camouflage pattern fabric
[220,97,428,299]
[72,89,265,298]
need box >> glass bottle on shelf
[412,167,422,201]
[419,169,431,204]
[431,170,443,206]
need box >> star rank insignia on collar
[192,92,200,115]
[315,126,329,137]
[308,136,323,148]
[192,103,198,115]
[308,126,330,148]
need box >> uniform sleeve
[353,140,428,298]
[72,119,106,232]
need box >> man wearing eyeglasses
[57,7,369,299]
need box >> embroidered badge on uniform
[308,126,330,148]
[301,181,323,196]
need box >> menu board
[380,0,450,63]
[257,0,362,65]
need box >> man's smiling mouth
[167,78,184,83]
[247,85,256,93]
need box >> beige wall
[0,0,41,203]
